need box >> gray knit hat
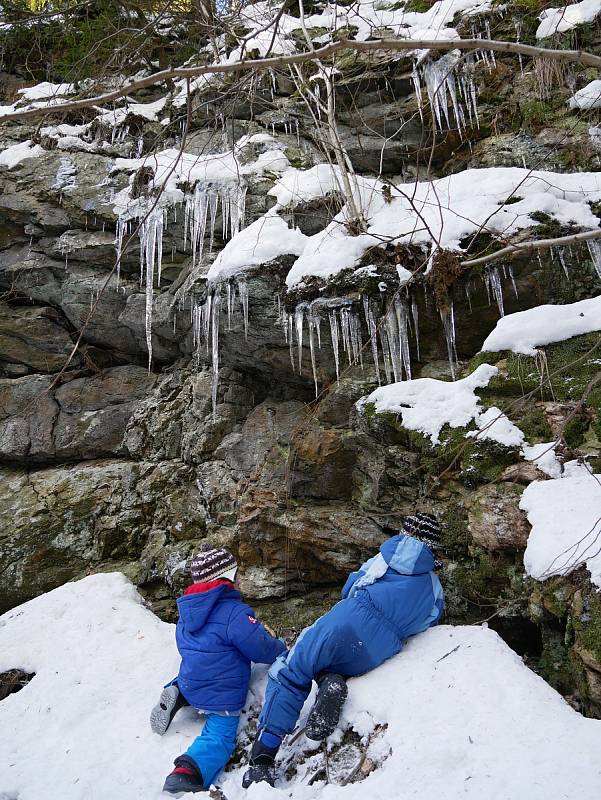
[189,547,238,583]
[403,513,442,552]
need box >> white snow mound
[481,295,601,355]
[521,472,601,587]
[2,573,601,800]
[359,363,498,443]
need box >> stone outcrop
[1,4,601,718]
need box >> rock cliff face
[1,0,601,716]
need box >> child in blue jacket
[243,513,445,788]
[151,547,286,795]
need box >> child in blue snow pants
[149,546,286,795]
[243,513,445,788]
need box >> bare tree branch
[3,36,601,122]
[461,228,601,268]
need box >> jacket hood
[177,583,240,634]
[379,532,436,576]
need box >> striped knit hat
[403,513,442,553]
[189,547,238,584]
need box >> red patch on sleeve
[247,615,258,624]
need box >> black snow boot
[242,737,278,788]
[305,673,348,741]
[151,683,190,736]
[162,755,204,795]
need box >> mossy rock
[254,589,340,634]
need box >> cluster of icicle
[188,278,250,415]
[281,295,417,395]
[115,181,247,369]
[184,260,530,416]
[412,51,481,135]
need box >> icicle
[363,296,381,385]
[238,278,249,338]
[349,312,363,368]
[295,304,305,373]
[340,308,352,366]
[485,266,504,317]
[328,309,340,383]
[226,282,232,330]
[288,313,295,372]
[211,292,221,415]
[384,304,402,382]
[587,240,601,280]
[465,282,473,313]
[394,298,412,380]
[411,296,420,361]
[411,63,424,121]
[208,191,218,252]
[308,312,319,396]
[558,248,570,280]
[379,326,392,384]
[440,303,457,381]
[508,265,519,299]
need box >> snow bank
[207,214,307,283]
[537,0,601,38]
[285,167,601,287]
[359,363,498,443]
[269,164,343,210]
[468,405,525,447]
[569,80,601,110]
[2,573,601,800]
[521,472,601,587]
[17,81,76,101]
[481,295,601,355]
[0,140,44,169]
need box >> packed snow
[359,363,498,443]
[2,572,601,800]
[569,80,601,110]
[521,471,601,587]
[231,0,493,54]
[284,168,601,287]
[0,140,44,169]
[481,295,601,355]
[536,0,601,38]
[207,213,307,283]
[17,81,76,101]
[522,442,563,478]
[468,405,525,447]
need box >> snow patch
[569,80,601,110]
[537,0,601,38]
[521,472,601,587]
[2,573,601,799]
[207,214,308,284]
[0,140,44,169]
[481,295,601,355]
[359,363,498,443]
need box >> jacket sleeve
[227,606,287,665]
[341,568,365,599]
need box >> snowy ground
[1,573,601,800]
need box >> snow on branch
[2,36,601,122]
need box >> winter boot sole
[305,673,348,741]
[151,685,182,736]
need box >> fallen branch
[461,228,601,268]
[2,36,601,122]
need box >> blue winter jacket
[176,582,286,712]
[259,532,444,737]
[341,531,444,634]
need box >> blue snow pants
[185,713,239,788]
[258,597,401,738]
